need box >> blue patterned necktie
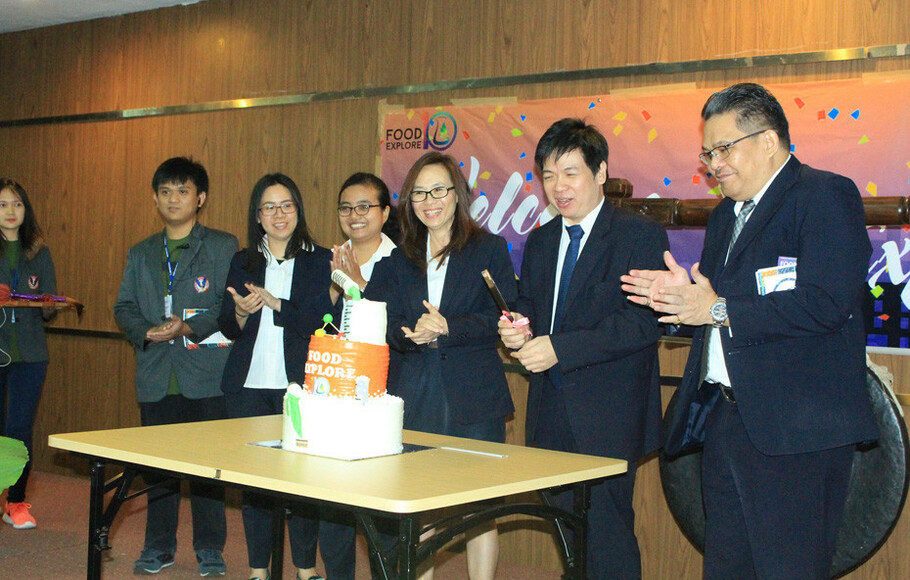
[725,199,755,264]
[554,224,584,333]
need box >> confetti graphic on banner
[520,115,527,121]
[511,128,523,137]
[588,102,597,109]
[692,175,701,185]
[867,182,878,196]
[519,152,526,159]
[817,110,826,120]
[613,112,627,121]
[480,171,491,180]
[488,112,496,123]
[642,110,652,121]
[828,108,840,120]
[407,110,415,119]
[614,125,624,136]
[708,186,723,196]
[794,97,805,109]
[648,128,658,143]
[463,131,470,140]
[663,178,672,186]
[859,135,870,144]
[851,109,860,120]
[871,286,884,298]
[525,172,533,181]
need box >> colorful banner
[380,78,910,349]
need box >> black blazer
[218,245,336,394]
[368,231,517,424]
[665,157,879,457]
[518,202,668,461]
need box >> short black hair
[534,118,609,178]
[337,172,391,208]
[701,83,791,150]
[151,157,209,194]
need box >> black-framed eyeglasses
[410,186,454,203]
[337,203,382,217]
[698,130,768,165]
[259,201,297,216]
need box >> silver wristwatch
[710,297,728,328]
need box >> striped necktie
[725,199,755,264]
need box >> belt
[703,380,736,404]
[718,383,736,404]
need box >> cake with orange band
[282,297,404,460]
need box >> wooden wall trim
[3,43,907,129]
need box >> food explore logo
[385,111,458,151]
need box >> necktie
[553,224,584,333]
[725,199,755,264]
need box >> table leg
[569,482,590,580]
[87,459,106,580]
[396,517,419,580]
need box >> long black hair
[0,178,45,259]
[241,173,315,272]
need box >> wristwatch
[710,297,728,328]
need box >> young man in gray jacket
[114,157,238,576]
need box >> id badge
[164,294,173,319]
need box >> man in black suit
[622,83,879,579]
[499,118,668,579]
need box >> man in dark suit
[622,83,879,579]
[499,118,668,579]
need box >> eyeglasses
[337,203,382,217]
[698,130,768,165]
[259,201,297,216]
[410,186,454,203]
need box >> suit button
[439,354,447,361]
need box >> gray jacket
[0,243,56,362]
[114,223,238,402]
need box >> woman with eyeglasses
[330,172,396,303]
[368,152,517,580]
[218,173,353,580]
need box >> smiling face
[154,180,205,229]
[410,163,457,235]
[257,183,299,246]
[0,187,25,241]
[702,111,782,202]
[338,184,389,245]
[541,148,606,225]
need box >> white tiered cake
[281,298,404,460]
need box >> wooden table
[49,415,626,579]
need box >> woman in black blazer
[369,152,516,580]
[218,173,350,580]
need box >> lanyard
[163,234,179,295]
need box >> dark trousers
[225,387,355,578]
[139,394,227,553]
[702,396,854,580]
[535,383,642,580]
[0,361,47,503]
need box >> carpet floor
[0,470,559,579]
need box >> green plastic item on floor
[0,436,27,489]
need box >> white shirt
[550,198,605,333]
[341,233,396,311]
[426,238,448,308]
[244,245,295,389]
[705,155,791,386]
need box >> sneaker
[3,502,37,529]
[196,549,226,576]
[133,549,175,575]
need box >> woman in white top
[219,173,353,580]
[331,172,396,301]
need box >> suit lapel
[724,157,800,268]
[537,219,563,333]
[562,202,613,312]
